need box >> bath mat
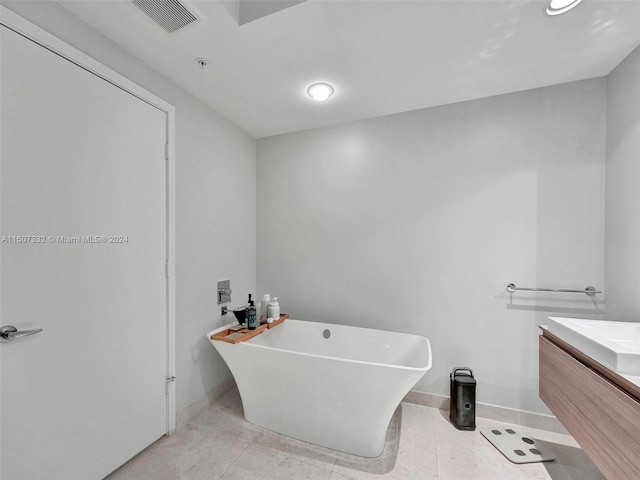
[480,427,556,464]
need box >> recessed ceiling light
[545,0,583,16]
[307,83,334,102]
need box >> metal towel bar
[506,283,601,297]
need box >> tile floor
[106,387,605,480]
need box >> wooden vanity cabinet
[539,332,640,480]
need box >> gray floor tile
[105,423,249,480]
[107,385,605,480]
[220,444,332,480]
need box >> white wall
[258,79,606,414]
[605,44,640,321]
[2,2,256,414]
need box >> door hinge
[164,143,169,161]
[165,262,170,278]
[166,376,176,394]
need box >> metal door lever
[0,325,43,343]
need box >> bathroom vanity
[539,319,640,479]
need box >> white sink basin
[547,317,640,375]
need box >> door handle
[0,325,43,343]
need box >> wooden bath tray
[210,314,288,344]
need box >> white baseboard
[403,390,568,435]
[178,382,566,435]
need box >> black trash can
[450,367,476,430]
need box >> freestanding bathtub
[207,319,432,457]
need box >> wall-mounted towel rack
[506,283,601,297]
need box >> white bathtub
[207,319,432,457]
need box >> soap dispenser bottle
[268,297,280,321]
[247,294,257,330]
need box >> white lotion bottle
[268,297,280,320]
[260,294,270,323]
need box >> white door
[1,23,168,480]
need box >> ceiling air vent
[130,0,200,33]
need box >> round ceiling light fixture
[545,0,583,16]
[307,83,334,102]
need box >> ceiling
[56,0,640,138]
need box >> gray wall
[2,2,255,414]
[8,0,628,418]
[606,44,640,321]
[257,79,606,414]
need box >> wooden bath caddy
[210,314,288,344]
